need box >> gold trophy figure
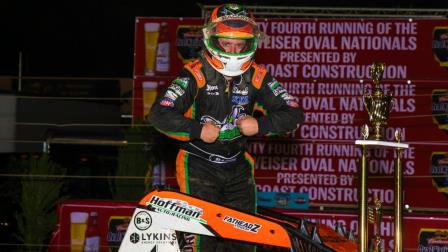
[368,198,384,252]
[363,62,394,140]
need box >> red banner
[133,17,448,210]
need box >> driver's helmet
[203,4,260,76]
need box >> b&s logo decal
[146,196,206,224]
[134,211,152,231]
[223,216,262,233]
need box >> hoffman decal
[223,216,261,233]
[146,196,206,224]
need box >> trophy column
[355,139,409,252]
[358,143,368,252]
[356,62,409,252]
[394,142,405,252]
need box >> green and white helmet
[203,4,260,76]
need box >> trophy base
[355,140,409,149]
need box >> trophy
[357,62,409,252]
[363,62,393,140]
[368,197,384,252]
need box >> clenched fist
[200,122,220,143]
[236,116,258,136]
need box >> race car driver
[148,3,304,251]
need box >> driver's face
[217,38,247,54]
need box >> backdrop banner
[133,17,448,211]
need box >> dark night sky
[1,0,447,78]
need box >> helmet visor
[207,36,257,56]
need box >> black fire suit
[148,52,304,251]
